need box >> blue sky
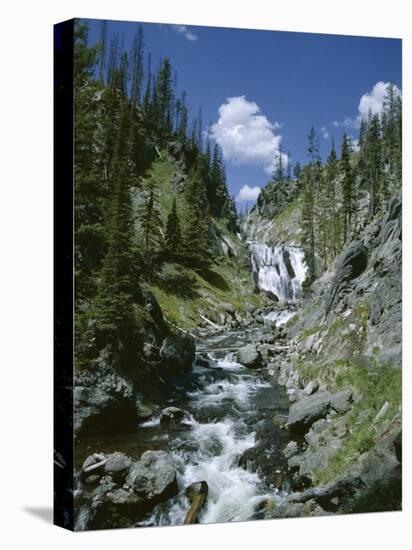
[84,19,402,207]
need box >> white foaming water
[249,243,307,302]
[263,309,297,326]
[148,352,276,526]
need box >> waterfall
[249,242,307,302]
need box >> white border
[0,1,410,548]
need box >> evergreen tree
[164,198,182,259]
[293,161,302,180]
[175,90,188,140]
[183,164,211,267]
[156,58,174,134]
[286,152,292,179]
[98,20,107,84]
[341,133,356,240]
[300,128,320,280]
[130,27,145,107]
[143,53,152,114]
[94,103,138,353]
[325,139,341,259]
[273,150,284,182]
[137,173,163,261]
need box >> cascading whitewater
[249,243,307,302]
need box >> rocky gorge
[73,187,401,528]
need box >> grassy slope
[136,153,264,330]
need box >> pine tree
[98,20,107,84]
[130,27,145,107]
[175,90,188,140]
[94,102,138,353]
[138,173,163,262]
[74,21,105,302]
[273,150,284,182]
[156,58,174,134]
[341,133,356,241]
[293,161,302,180]
[183,164,211,268]
[300,128,320,280]
[286,152,292,179]
[325,139,341,259]
[164,198,182,259]
[143,53,152,114]
[300,166,316,281]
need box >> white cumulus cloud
[173,25,198,41]
[210,96,286,174]
[235,185,261,203]
[333,82,401,129]
[358,81,401,119]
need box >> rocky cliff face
[264,195,402,515]
[242,180,301,245]
[242,168,402,514]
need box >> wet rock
[288,454,302,470]
[283,441,299,459]
[185,480,209,501]
[85,474,100,485]
[237,344,263,369]
[81,454,107,477]
[288,391,332,432]
[160,406,185,427]
[136,400,155,421]
[264,290,279,302]
[105,452,131,481]
[160,334,196,371]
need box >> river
[75,245,307,528]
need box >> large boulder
[160,334,196,371]
[237,344,262,369]
[325,241,368,315]
[105,452,131,481]
[86,451,178,529]
[74,377,137,436]
[288,391,332,432]
[126,451,178,502]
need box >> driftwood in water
[184,481,209,524]
[83,458,108,474]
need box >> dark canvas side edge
[53,18,75,531]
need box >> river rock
[288,391,332,431]
[126,451,178,502]
[105,452,131,480]
[283,441,299,459]
[237,344,262,369]
[160,406,185,427]
[160,334,196,371]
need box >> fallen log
[83,458,108,474]
[184,481,208,525]
[199,314,221,330]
